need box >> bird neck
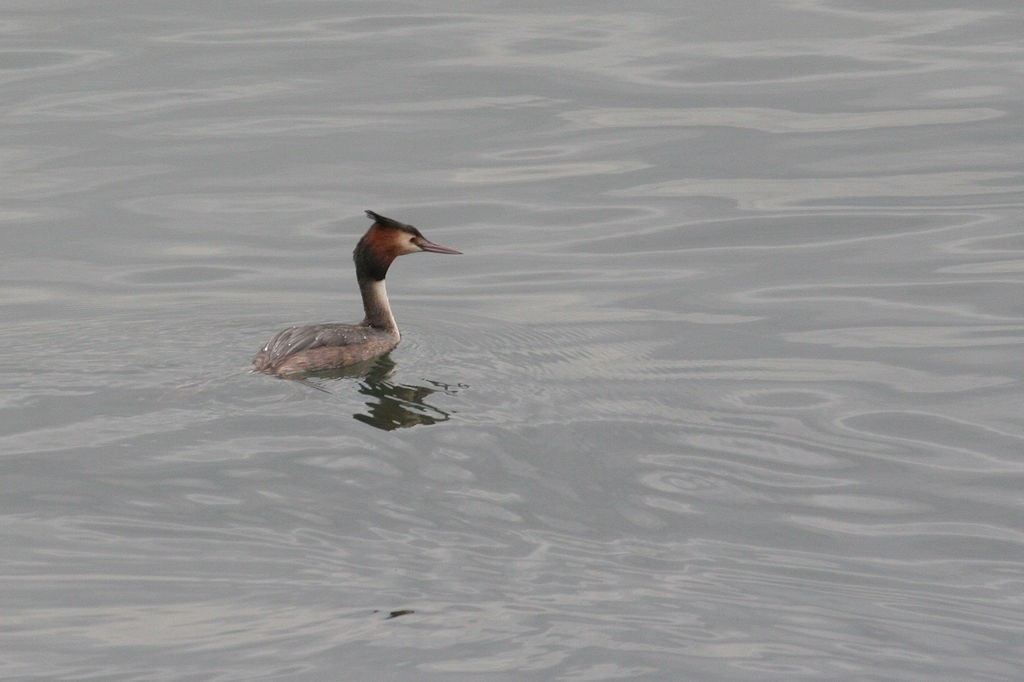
[358,276,398,333]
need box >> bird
[252,210,461,376]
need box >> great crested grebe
[252,210,461,376]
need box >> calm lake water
[2,2,1023,680]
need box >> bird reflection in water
[298,354,463,430]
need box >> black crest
[365,210,421,236]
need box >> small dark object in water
[386,609,414,619]
[373,609,415,619]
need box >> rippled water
[3,2,1023,679]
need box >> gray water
[2,2,1023,680]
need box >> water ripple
[613,172,1021,210]
[564,106,1003,133]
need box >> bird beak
[416,237,462,255]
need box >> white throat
[362,278,399,334]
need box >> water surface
[2,2,1023,679]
